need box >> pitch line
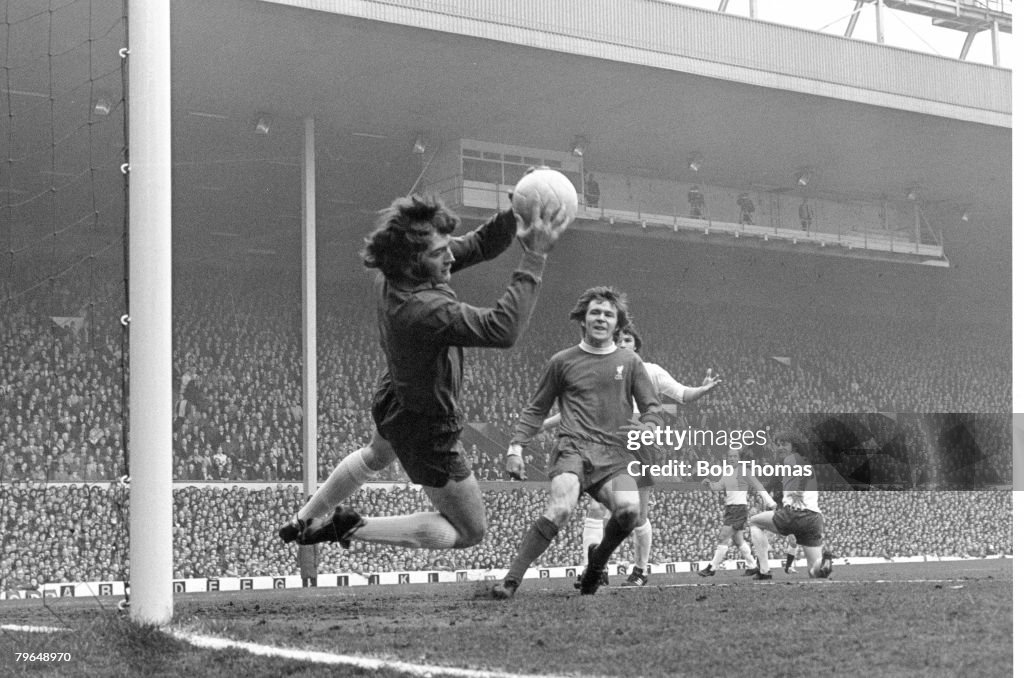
[170,628,589,678]
[0,624,71,633]
[3,624,590,677]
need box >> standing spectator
[584,173,601,208]
[687,185,705,219]
[738,193,755,225]
[799,198,813,232]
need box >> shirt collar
[578,341,617,355]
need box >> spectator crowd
[0,482,1011,591]
[0,233,1012,589]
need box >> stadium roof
[1,0,1011,265]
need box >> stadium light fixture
[571,135,588,157]
[687,152,703,172]
[253,114,272,135]
[93,95,112,116]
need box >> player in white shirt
[541,326,720,586]
[697,447,775,576]
[747,431,834,580]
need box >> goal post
[127,0,174,626]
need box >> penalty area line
[169,628,585,678]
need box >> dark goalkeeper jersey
[374,209,546,423]
[511,344,666,449]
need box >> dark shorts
[372,387,471,489]
[771,505,825,547]
[722,504,749,531]
[549,438,635,498]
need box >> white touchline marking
[0,624,71,633]
[169,629,591,678]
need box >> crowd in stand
[0,242,1012,589]
[1,260,1011,488]
[0,482,1011,590]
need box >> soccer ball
[512,167,578,225]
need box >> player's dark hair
[569,286,632,340]
[362,193,459,280]
[620,326,643,351]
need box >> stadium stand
[0,228,1011,587]
[0,483,1011,588]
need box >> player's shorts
[372,386,471,488]
[549,438,635,498]
[722,504,749,531]
[771,505,825,547]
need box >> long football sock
[581,517,605,567]
[749,525,771,574]
[589,513,634,571]
[738,541,756,568]
[352,512,458,549]
[298,446,378,521]
[632,519,652,570]
[506,517,560,584]
[710,544,729,570]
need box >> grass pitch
[0,559,1011,677]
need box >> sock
[632,519,652,571]
[739,542,756,568]
[298,446,378,521]
[750,525,771,574]
[352,512,458,549]
[785,552,796,568]
[588,512,634,572]
[581,517,604,567]
[506,517,560,584]
[710,544,729,569]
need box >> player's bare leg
[803,544,834,578]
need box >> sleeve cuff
[516,249,547,280]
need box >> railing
[453,177,947,263]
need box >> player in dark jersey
[492,287,667,598]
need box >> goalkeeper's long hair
[362,193,459,281]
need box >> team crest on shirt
[614,365,624,380]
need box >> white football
[512,167,579,225]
